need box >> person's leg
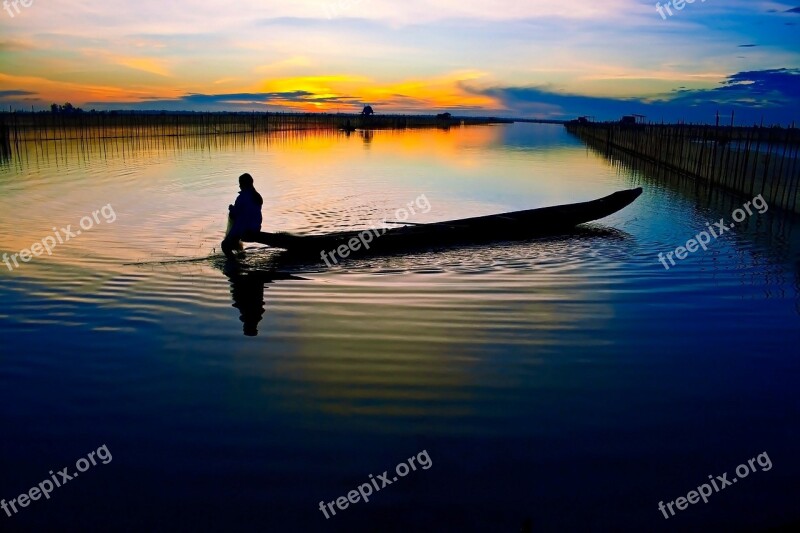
[221,233,243,259]
[241,230,259,243]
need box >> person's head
[239,173,255,190]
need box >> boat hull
[246,187,643,255]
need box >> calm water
[1,124,798,532]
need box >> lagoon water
[1,124,798,532]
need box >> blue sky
[0,0,798,123]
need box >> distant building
[621,114,646,125]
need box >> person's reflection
[222,258,305,336]
[223,260,266,336]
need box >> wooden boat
[244,187,643,256]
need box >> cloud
[0,90,37,98]
[114,57,172,77]
[84,90,363,111]
[0,40,34,52]
[712,68,800,98]
[1,1,797,119]
[465,68,800,123]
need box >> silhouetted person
[222,173,263,259]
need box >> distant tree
[362,105,374,116]
[436,112,452,120]
[51,103,84,114]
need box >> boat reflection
[217,226,635,336]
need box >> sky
[0,0,798,123]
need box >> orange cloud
[254,71,500,112]
[114,57,172,77]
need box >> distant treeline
[0,110,512,143]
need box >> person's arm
[229,193,243,219]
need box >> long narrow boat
[245,187,643,256]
